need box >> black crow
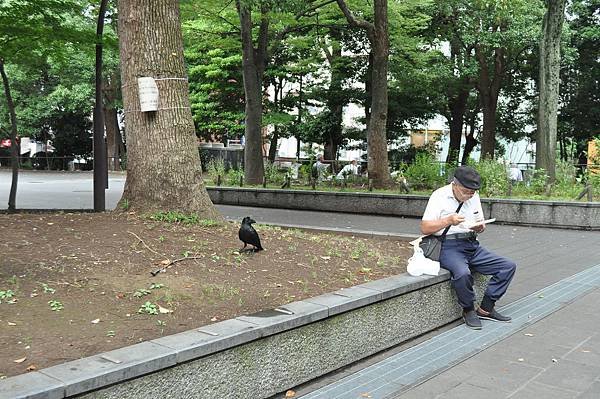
[238,216,264,252]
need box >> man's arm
[420,213,465,235]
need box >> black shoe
[463,310,482,330]
[477,308,512,322]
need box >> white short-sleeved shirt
[421,183,484,236]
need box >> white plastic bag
[407,244,440,277]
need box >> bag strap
[440,202,463,240]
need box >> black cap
[454,166,481,190]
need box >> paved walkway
[218,205,600,399]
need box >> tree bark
[267,78,282,163]
[476,44,506,159]
[323,28,344,161]
[445,84,470,165]
[0,59,19,212]
[103,72,122,171]
[461,110,479,165]
[94,0,108,211]
[236,0,267,184]
[117,0,220,218]
[536,0,567,183]
[337,0,391,187]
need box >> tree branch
[335,0,373,32]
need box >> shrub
[206,158,225,184]
[475,159,508,198]
[529,168,549,195]
[225,167,244,186]
[404,153,444,189]
[553,160,581,198]
[264,161,286,185]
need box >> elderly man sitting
[336,159,360,180]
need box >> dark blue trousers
[439,238,516,310]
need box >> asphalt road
[0,170,125,210]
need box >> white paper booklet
[464,218,496,228]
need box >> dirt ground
[0,211,411,378]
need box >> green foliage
[138,301,158,315]
[206,158,226,184]
[264,161,286,185]
[48,300,63,311]
[475,159,508,198]
[225,167,245,186]
[0,289,15,304]
[0,0,118,163]
[148,211,201,225]
[133,289,151,298]
[404,153,444,189]
[147,211,221,227]
[41,283,56,294]
[529,168,550,195]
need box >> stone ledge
[207,187,600,230]
[0,269,486,399]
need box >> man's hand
[446,213,465,226]
[470,223,485,233]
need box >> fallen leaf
[26,364,37,371]
[7,322,16,326]
[161,259,171,265]
[285,390,296,398]
[14,357,26,363]
[158,305,172,314]
[91,319,100,324]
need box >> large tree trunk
[536,0,567,183]
[367,2,392,187]
[0,59,19,212]
[236,0,267,184]
[476,45,505,159]
[337,0,391,187]
[117,0,220,218]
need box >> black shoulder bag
[419,202,463,261]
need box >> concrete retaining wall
[208,187,600,230]
[1,271,489,399]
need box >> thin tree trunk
[236,0,267,184]
[461,109,479,165]
[536,0,567,183]
[323,28,344,162]
[103,72,121,171]
[476,45,505,159]
[94,0,108,211]
[0,59,19,212]
[364,52,373,134]
[267,80,281,163]
[445,85,470,165]
[117,0,220,218]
